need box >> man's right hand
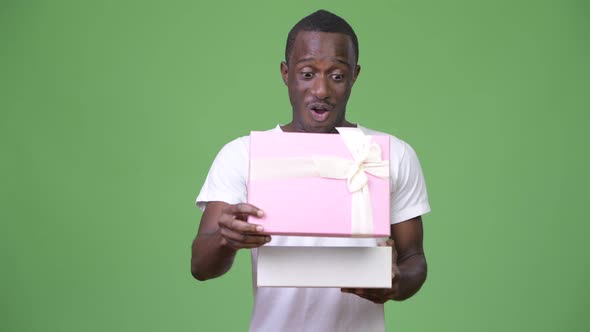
[217,203,271,250]
[192,202,270,280]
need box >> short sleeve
[390,142,431,224]
[195,137,249,211]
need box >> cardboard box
[248,129,390,237]
[257,246,392,288]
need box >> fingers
[223,203,264,220]
[378,239,394,247]
[377,239,399,270]
[219,226,271,249]
[218,203,269,250]
[219,213,263,234]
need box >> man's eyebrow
[295,57,315,65]
[333,58,351,67]
[294,57,352,68]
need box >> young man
[192,10,430,332]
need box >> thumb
[378,239,394,247]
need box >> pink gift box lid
[247,130,390,238]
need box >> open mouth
[309,106,331,122]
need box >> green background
[1,0,588,331]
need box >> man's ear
[280,61,289,85]
[352,64,361,85]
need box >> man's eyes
[331,74,344,81]
[299,72,345,80]
[300,72,314,79]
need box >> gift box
[257,246,392,288]
[247,128,390,238]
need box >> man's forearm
[394,253,427,301]
[191,232,237,281]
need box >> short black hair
[285,10,359,64]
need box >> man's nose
[312,75,330,100]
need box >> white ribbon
[249,128,389,236]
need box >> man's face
[281,31,360,133]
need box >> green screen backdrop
[1,0,588,331]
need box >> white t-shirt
[196,125,430,332]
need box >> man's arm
[390,216,427,300]
[341,216,427,303]
[191,202,270,281]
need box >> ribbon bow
[312,127,389,235]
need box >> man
[192,10,430,332]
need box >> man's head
[281,10,361,133]
[285,10,359,66]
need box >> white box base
[257,246,392,288]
